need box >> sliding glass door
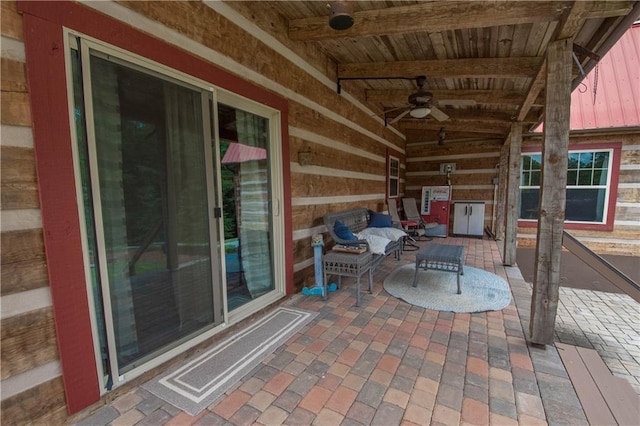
[68,36,283,388]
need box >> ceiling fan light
[409,107,431,118]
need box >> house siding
[1,1,403,422]
[404,132,640,256]
[3,1,637,423]
[518,133,640,256]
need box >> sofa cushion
[368,210,393,228]
[334,220,357,240]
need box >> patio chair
[402,197,437,240]
[386,199,419,250]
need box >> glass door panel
[82,50,222,373]
[218,104,274,311]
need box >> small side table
[322,250,373,306]
[413,243,465,294]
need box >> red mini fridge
[420,186,450,237]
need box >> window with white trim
[388,155,400,198]
[520,149,613,224]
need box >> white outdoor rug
[384,264,512,313]
[143,306,316,415]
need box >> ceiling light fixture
[328,1,354,30]
[409,106,431,118]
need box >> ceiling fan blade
[429,106,450,122]
[389,109,411,124]
[371,104,408,117]
[438,99,477,106]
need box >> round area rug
[383,264,511,313]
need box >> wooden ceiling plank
[338,57,541,79]
[289,1,569,41]
[517,1,598,121]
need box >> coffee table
[412,243,465,294]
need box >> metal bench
[323,208,401,270]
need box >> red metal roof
[536,24,640,132]
[571,24,640,130]
[221,142,267,163]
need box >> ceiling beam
[399,120,510,135]
[338,57,541,79]
[405,130,505,142]
[366,89,544,107]
[289,1,569,41]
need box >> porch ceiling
[267,1,640,142]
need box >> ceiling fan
[384,76,453,125]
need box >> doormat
[142,306,316,415]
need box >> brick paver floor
[72,237,636,425]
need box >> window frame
[518,142,622,231]
[387,153,400,199]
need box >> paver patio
[73,237,638,425]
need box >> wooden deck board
[575,346,640,426]
[556,343,617,425]
[557,342,640,426]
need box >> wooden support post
[495,143,509,241]
[530,38,573,346]
[503,123,521,265]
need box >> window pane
[567,170,577,186]
[389,178,399,197]
[566,188,606,222]
[594,151,609,168]
[522,155,531,170]
[521,171,530,186]
[593,169,608,185]
[568,152,580,169]
[530,171,541,186]
[577,169,593,185]
[530,154,541,170]
[519,189,539,219]
[579,152,593,169]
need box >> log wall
[1,1,403,422]
[405,138,502,233]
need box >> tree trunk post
[503,122,522,266]
[530,38,572,346]
[495,143,509,241]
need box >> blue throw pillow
[334,221,357,240]
[368,210,393,228]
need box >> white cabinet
[452,202,485,237]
